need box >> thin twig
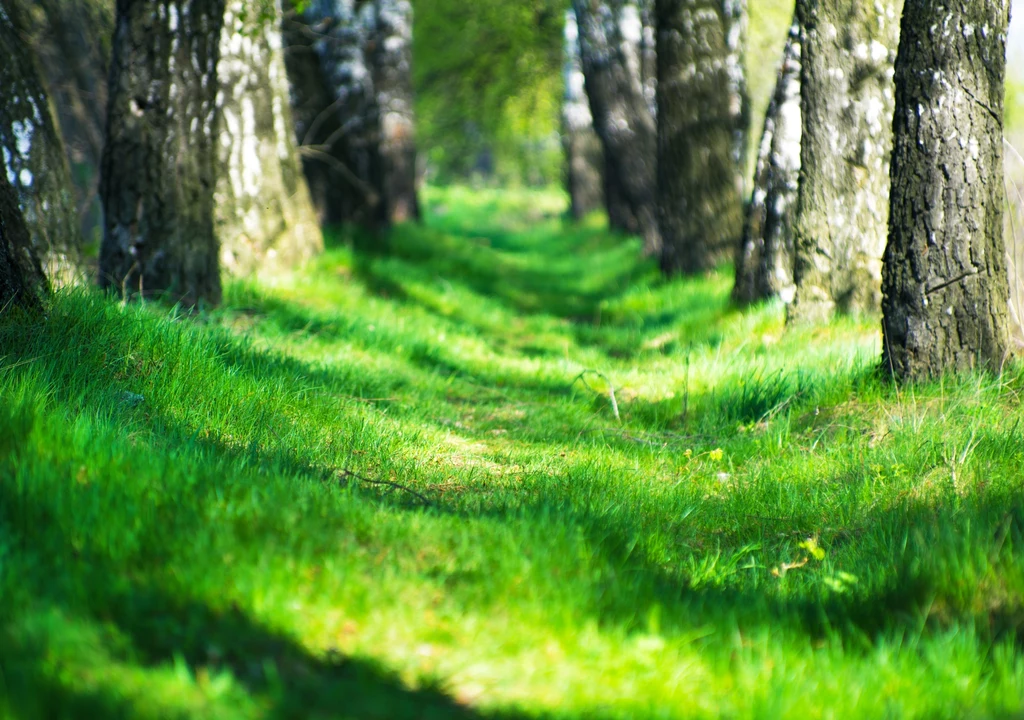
[338,469,434,507]
[571,369,621,422]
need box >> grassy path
[2,187,1024,718]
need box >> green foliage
[413,0,565,186]
[3,187,1024,717]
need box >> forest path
[2,187,1023,719]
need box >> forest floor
[3,187,1024,719]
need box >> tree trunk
[100,0,225,308]
[563,8,604,221]
[15,0,114,253]
[0,149,46,311]
[787,0,900,324]
[656,0,749,275]
[288,0,385,229]
[733,20,801,305]
[573,0,659,254]
[0,1,83,285]
[368,0,420,224]
[214,0,322,277]
[880,0,1011,379]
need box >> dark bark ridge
[573,0,660,255]
[881,0,1011,379]
[100,0,226,308]
[733,21,801,305]
[0,151,46,312]
[656,0,750,275]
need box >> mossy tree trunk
[788,0,900,324]
[0,148,46,311]
[214,0,322,277]
[0,1,82,285]
[655,0,749,275]
[368,0,420,224]
[880,0,1011,379]
[100,0,225,308]
[563,8,604,221]
[15,0,114,252]
[573,0,660,255]
[733,20,800,305]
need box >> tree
[881,0,1011,379]
[15,0,114,248]
[100,0,226,307]
[788,0,900,324]
[286,0,385,229]
[0,149,46,311]
[562,8,604,220]
[573,0,659,255]
[656,0,749,275]
[214,0,322,276]
[368,0,420,223]
[733,20,800,305]
[0,0,82,285]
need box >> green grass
[3,186,1024,719]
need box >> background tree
[100,0,226,307]
[881,0,1011,379]
[656,0,749,274]
[573,0,659,255]
[214,0,322,276]
[788,0,900,324]
[733,20,800,305]
[413,0,563,187]
[562,8,604,220]
[0,0,82,285]
[368,0,420,223]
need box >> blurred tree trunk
[881,0,1011,379]
[14,0,114,253]
[788,0,900,324]
[733,21,800,305]
[214,0,322,277]
[656,0,749,275]
[100,0,225,308]
[368,0,420,224]
[0,151,46,311]
[563,8,604,220]
[0,1,83,286]
[573,0,659,255]
[286,0,385,229]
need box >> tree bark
[368,0,420,224]
[14,0,114,251]
[573,0,660,255]
[99,0,225,308]
[656,0,749,275]
[788,0,901,324]
[563,8,604,220]
[880,0,1011,379]
[0,1,83,285]
[288,0,385,229]
[214,0,322,277]
[0,147,46,311]
[733,20,800,305]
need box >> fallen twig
[338,469,434,507]
[571,370,621,423]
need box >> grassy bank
[2,187,1024,719]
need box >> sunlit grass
[2,186,1024,719]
